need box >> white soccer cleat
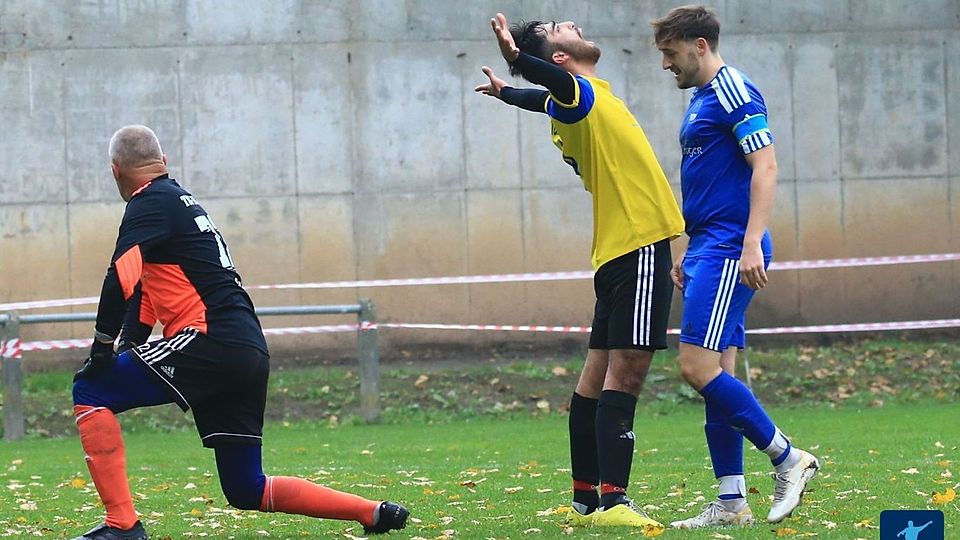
[670,500,754,529]
[767,449,820,523]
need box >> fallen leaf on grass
[69,478,86,489]
[414,375,429,388]
[774,527,797,536]
[551,366,568,376]
[710,534,734,539]
[854,519,878,529]
[643,524,664,537]
[931,487,955,504]
[504,486,523,494]
[900,468,919,475]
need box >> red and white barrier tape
[3,252,958,312]
[3,318,957,360]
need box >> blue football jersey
[679,65,774,258]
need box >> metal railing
[0,301,381,441]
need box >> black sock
[596,389,638,509]
[569,393,599,512]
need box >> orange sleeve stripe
[114,245,143,300]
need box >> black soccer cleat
[363,501,409,534]
[70,521,149,540]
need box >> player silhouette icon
[898,520,934,540]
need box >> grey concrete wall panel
[723,34,796,181]
[67,202,126,296]
[297,194,357,281]
[180,45,296,198]
[843,177,951,255]
[405,0,514,41]
[63,48,182,202]
[521,188,593,271]
[947,31,959,177]
[343,0,414,42]
[0,50,65,204]
[293,44,353,194]
[465,190,527,322]
[350,43,465,193]
[186,0,305,45]
[793,36,841,181]
[724,0,849,34]
[460,41,522,190]
[770,180,799,261]
[0,205,70,302]
[795,180,847,323]
[624,41,690,183]
[517,98,575,188]
[10,0,187,49]
[847,0,960,31]
[352,191,469,322]
[839,32,947,179]
[202,196,302,283]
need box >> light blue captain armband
[733,113,774,154]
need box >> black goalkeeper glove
[74,337,117,381]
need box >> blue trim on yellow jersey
[547,76,595,124]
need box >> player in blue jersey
[69,126,407,539]
[651,6,819,528]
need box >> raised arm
[487,12,577,104]
[475,65,549,113]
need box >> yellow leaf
[642,523,665,537]
[931,487,956,504]
[70,478,87,489]
[775,527,797,536]
[505,486,523,494]
[551,366,568,376]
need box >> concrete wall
[1,1,958,350]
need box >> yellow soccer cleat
[592,499,665,536]
[562,508,594,528]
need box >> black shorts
[589,240,674,351]
[131,328,270,448]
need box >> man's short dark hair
[508,20,555,79]
[651,5,720,51]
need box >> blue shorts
[680,255,770,351]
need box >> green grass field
[0,402,957,539]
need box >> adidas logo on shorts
[160,365,176,378]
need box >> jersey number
[563,155,582,177]
[194,215,235,269]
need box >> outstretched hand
[474,66,509,99]
[490,13,519,62]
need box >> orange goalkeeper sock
[259,476,378,525]
[74,405,138,530]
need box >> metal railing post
[2,313,25,441]
[357,299,381,423]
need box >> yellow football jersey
[547,76,684,270]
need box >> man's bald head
[108,125,168,201]
[109,125,165,168]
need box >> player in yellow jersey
[475,13,684,533]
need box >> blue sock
[699,372,776,452]
[215,445,267,510]
[704,399,744,498]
